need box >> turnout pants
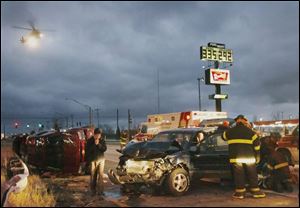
[90,158,105,194]
[270,170,293,192]
[232,163,259,191]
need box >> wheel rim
[172,173,188,192]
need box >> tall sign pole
[214,61,222,112]
[200,42,233,112]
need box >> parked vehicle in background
[199,118,235,128]
[276,124,299,165]
[135,111,228,142]
[253,119,299,137]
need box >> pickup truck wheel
[166,167,190,196]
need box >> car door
[211,133,230,173]
[191,133,230,174]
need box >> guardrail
[1,156,29,207]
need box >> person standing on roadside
[86,128,107,197]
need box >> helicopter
[12,22,54,45]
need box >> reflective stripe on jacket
[222,123,260,163]
[120,137,127,145]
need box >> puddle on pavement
[104,190,123,199]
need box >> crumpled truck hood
[122,141,179,159]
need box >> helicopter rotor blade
[12,26,32,31]
[40,29,56,32]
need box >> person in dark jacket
[261,135,293,192]
[86,128,107,197]
[223,115,265,199]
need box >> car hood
[122,141,180,159]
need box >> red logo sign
[209,69,230,85]
[212,71,228,81]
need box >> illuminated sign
[205,69,230,85]
[209,94,228,100]
[208,42,225,49]
[200,46,233,63]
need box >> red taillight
[186,115,191,120]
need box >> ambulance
[134,111,227,141]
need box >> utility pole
[128,109,132,140]
[116,109,121,141]
[66,117,69,128]
[157,69,160,114]
[94,108,100,128]
[117,109,119,129]
[89,107,92,127]
[71,114,74,128]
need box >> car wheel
[166,167,190,196]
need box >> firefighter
[120,130,128,150]
[223,114,266,199]
[263,135,293,193]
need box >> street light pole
[54,112,67,128]
[94,108,100,128]
[71,114,74,128]
[65,98,93,127]
[197,77,204,111]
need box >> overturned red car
[13,126,94,174]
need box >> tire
[166,167,190,196]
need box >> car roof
[159,128,204,134]
[158,127,220,134]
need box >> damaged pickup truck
[108,128,232,196]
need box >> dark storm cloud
[1,1,299,124]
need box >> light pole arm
[65,97,92,126]
[65,98,91,110]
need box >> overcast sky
[1,1,299,127]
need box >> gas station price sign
[200,46,233,63]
